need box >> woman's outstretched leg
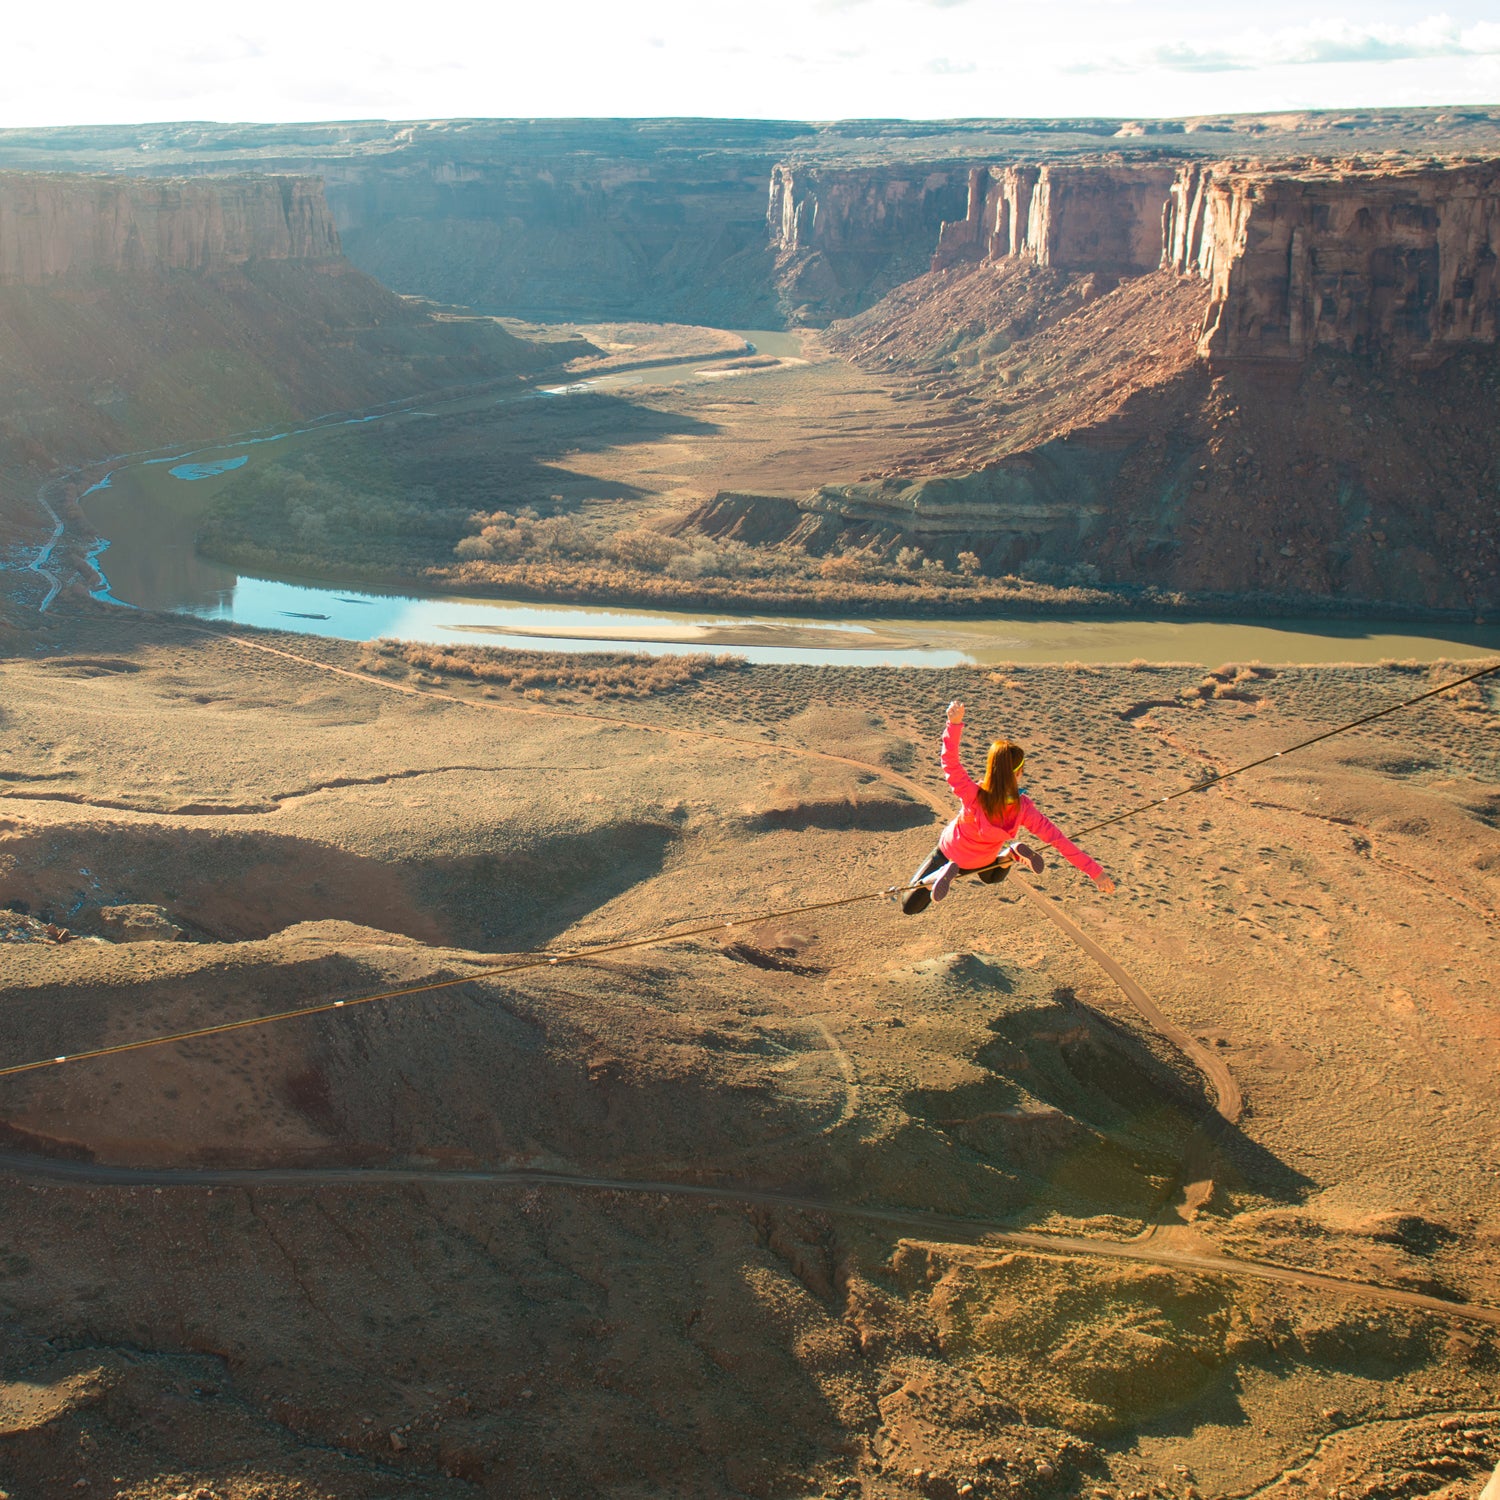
[901,846,948,915]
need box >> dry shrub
[1433,668,1491,713]
[610,529,683,571]
[383,641,743,699]
[355,647,400,676]
[430,555,1113,615]
[1208,662,1276,682]
[1185,663,1278,701]
[819,553,867,581]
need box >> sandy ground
[0,604,1497,1500]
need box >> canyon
[0,169,549,609]
[1,111,1498,327]
[3,113,1495,616]
[0,111,1498,1500]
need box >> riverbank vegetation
[364,640,744,699]
[194,409,1125,615]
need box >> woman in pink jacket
[902,699,1116,914]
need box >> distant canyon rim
[0,109,1499,623]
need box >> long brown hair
[977,739,1024,823]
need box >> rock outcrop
[929,156,1500,367]
[0,173,340,284]
[1168,161,1500,365]
[933,164,1177,276]
[767,164,966,255]
[766,164,969,322]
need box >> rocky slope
[0,170,552,602]
[814,272,1499,613]
[738,151,1500,615]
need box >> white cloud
[1071,14,1500,75]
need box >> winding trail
[0,762,636,818]
[2,1152,1494,1329]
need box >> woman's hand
[1096,877,1117,895]
[946,700,965,724]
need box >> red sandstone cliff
[926,156,1500,367]
[933,163,1175,276]
[1167,161,1500,365]
[0,174,340,285]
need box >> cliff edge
[0,173,340,285]
[771,155,1500,615]
[0,171,551,611]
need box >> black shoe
[901,886,933,916]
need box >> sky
[4,1,1499,127]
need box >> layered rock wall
[1167,162,1500,363]
[933,163,1174,275]
[0,174,340,285]
[929,157,1500,364]
[766,164,967,255]
[323,148,782,320]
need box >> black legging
[901,845,1010,915]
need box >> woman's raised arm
[939,704,978,803]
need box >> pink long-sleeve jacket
[937,719,1105,883]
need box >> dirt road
[2,1151,1493,1328]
